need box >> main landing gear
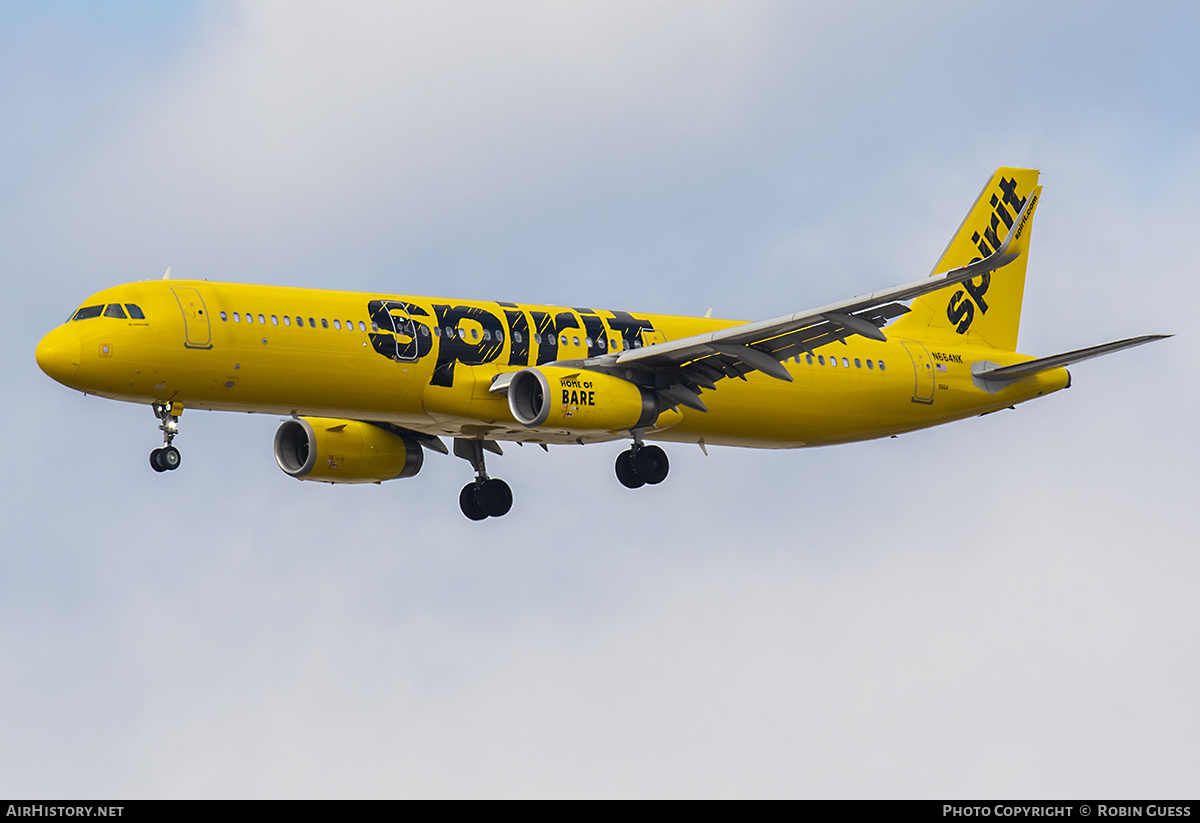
[454,438,512,520]
[149,402,183,473]
[615,433,669,489]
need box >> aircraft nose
[35,325,81,385]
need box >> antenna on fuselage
[162,267,171,280]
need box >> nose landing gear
[149,402,183,473]
[150,445,181,472]
[454,438,512,520]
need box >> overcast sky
[2,1,1197,798]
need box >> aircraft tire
[150,449,168,473]
[478,478,513,517]
[634,445,668,485]
[459,483,488,521]
[615,450,645,489]
[162,445,182,471]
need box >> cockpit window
[103,304,128,319]
[125,304,145,319]
[72,305,104,321]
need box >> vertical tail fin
[890,168,1041,351]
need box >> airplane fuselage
[36,278,1068,450]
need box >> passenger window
[495,329,504,343]
[483,330,491,342]
[818,355,824,365]
[220,311,228,321]
[258,314,266,325]
[854,358,861,368]
[806,354,814,365]
[515,332,524,344]
[419,325,429,336]
[573,336,580,347]
[283,316,291,326]
[103,304,127,318]
[333,319,341,330]
[233,312,241,323]
[831,356,837,367]
[560,335,568,346]
[125,304,145,319]
[72,305,104,321]
[866,359,873,370]
[297,317,304,327]
[879,361,886,371]
[246,313,254,325]
[308,318,316,328]
[842,357,850,368]
[271,315,279,326]
[359,321,366,332]
[433,327,441,337]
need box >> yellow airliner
[36,168,1166,519]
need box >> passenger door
[172,287,213,349]
[901,341,935,404]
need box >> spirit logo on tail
[947,175,1031,334]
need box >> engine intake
[274,417,423,484]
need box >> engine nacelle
[508,367,659,431]
[273,417,423,484]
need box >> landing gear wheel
[478,478,513,517]
[459,479,513,519]
[633,445,669,485]
[150,446,181,472]
[453,438,514,520]
[615,450,645,488]
[459,483,488,521]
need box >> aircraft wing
[613,250,1014,374]
[599,193,1037,411]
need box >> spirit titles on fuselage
[366,300,658,388]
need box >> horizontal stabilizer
[972,334,1170,391]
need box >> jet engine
[273,417,423,483]
[507,366,659,431]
